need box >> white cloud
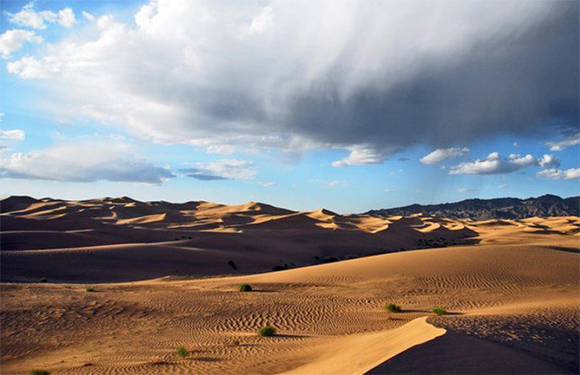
[384,188,396,193]
[538,154,560,168]
[57,8,76,28]
[7,56,52,78]
[82,11,95,22]
[311,179,349,187]
[179,159,256,180]
[0,140,174,183]
[457,187,472,194]
[547,133,580,151]
[420,147,469,164]
[0,129,25,140]
[327,180,348,187]
[450,152,550,175]
[4,0,576,157]
[537,168,580,180]
[0,29,42,59]
[258,181,276,188]
[6,2,75,29]
[332,145,385,167]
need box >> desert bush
[85,287,95,292]
[257,325,276,336]
[232,339,240,346]
[238,284,252,292]
[432,307,447,315]
[39,278,48,283]
[384,303,402,313]
[30,370,50,375]
[176,346,188,358]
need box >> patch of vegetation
[232,339,240,346]
[176,346,188,358]
[238,284,252,292]
[39,278,48,283]
[384,303,402,313]
[85,287,95,292]
[30,370,50,375]
[432,307,447,315]
[227,260,238,270]
[257,325,276,337]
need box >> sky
[0,0,578,213]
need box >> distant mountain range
[365,194,580,220]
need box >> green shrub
[432,307,447,315]
[85,287,95,292]
[176,346,188,358]
[31,370,50,375]
[39,278,48,283]
[232,339,240,346]
[238,284,252,292]
[384,303,402,313]
[257,325,276,337]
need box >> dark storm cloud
[9,0,579,162]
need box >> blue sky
[0,0,578,213]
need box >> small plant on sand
[257,325,276,337]
[232,339,240,346]
[31,370,50,375]
[384,303,402,313]
[432,307,447,315]
[39,278,48,283]
[176,346,188,358]
[85,287,95,292]
[238,284,252,292]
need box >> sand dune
[0,196,497,282]
[1,196,578,374]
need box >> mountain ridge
[365,194,580,220]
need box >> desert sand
[1,196,579,374]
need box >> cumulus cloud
[538,154,560,168]
[4,0,579,159]
[179,159,256,181]
[258,181,276,187]
[6,2,76,29]
[420,147,469,165]
[0,141,174,183]
[547,133,580,151]
[0,29,42,58]
[0,129,25,140]
[537,168,580,180]
[332,145,386,167]
[450,152,555,175]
